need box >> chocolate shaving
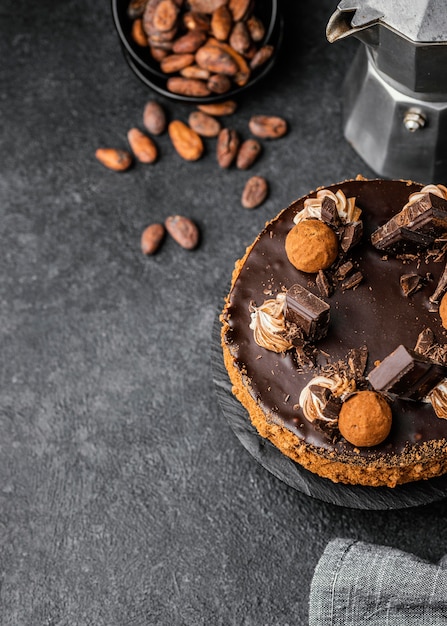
[308,385,342,421]
[414,328,435,355]
[400,273,424,297]
[336,260,354,280]
[430,262,447,302]
[316,269,334,298]
[341,271,363,291]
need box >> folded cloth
[309,538,447,625]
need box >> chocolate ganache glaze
[222,179,447,478]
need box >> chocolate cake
[221,178,447,487]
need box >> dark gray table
[3,1,447,624]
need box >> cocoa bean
[127,0,147,20]
[248,115,288,139]
[127,128,158,163]
[183,11,210,31]
[131,18,149,47]
[152,0,179,32]
[210,39,250,85]
[250,45,274,70]
[143,100,167,135]
[95,148,132,171]
[229,0,252,21]
[207,73,231,94]
[172,29,207,53]
[141,223,165,255]
[150,45,169,61]
[246,15,265,42]
[197,100,237,115]
[211,5,233,41]
[180,65,210,79]
[195,41,239,76]
[188,111,221,137]
[168,120,204,160]
[229,21,251,55]
[188,0,227,13]
[165,215,199,249]
[160,53,195,73]
[167,76,211,96]
[216,128,240,168]
[241,175,268,208]
[236,138,261,169]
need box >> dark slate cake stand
[212,313,447,510]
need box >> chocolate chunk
[347,345,368,379]
[368,344,447,401]
[341,271,363,291]
[316,269,334,298]
[414,328,435,355]
[336,260,354,280]
[371,192,447,254]
[308,385,342,420]
[321,196,340,227]
[285,284,330,341]
[400,273,424,297]
[340,221,363,253]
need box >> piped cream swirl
[427,379,447,419]
[299,374,356,423]
[404,184,447,209]
[293,189,362,225]
[249,293,293,353]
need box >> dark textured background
[2,1,447,624]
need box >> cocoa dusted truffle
[440,293,447,330]
[338,391,392,447]
[285,219,338,273]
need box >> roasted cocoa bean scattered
[127,128,158,163]
[246,15,265,42]
[152,0,179,32]
[165,215,199,249]
[95,148,133,171]
[236,138,261,169]
[197,100,237,116]
[168,119,204,160]
[241,175,268,208]
[141,223,165,255]
[143,100,167,135]
[248,115,288,139]
[216,128,240,168]
[188,0,226,13]
[167,76,211,96]
[188,111,221,137]
[183,11,210,31]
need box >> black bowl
[112,0,283,103]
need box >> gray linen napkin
[309,538,447,625]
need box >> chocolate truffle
[338,391,392,448]
[285,219,338,273]
[440,293,447,330]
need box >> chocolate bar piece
[285,284,330,341]
[321,196,340,226]
[371,193,447,253]
[368,344,447,401]
[340,221,363,253]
